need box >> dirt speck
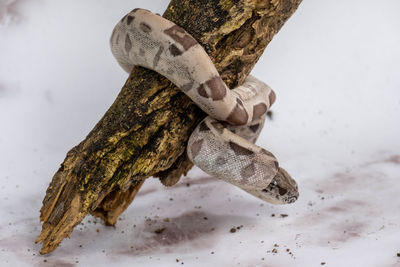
[154,227,166,234]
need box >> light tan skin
[110,8,299,204]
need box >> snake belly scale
[110,8,299,204]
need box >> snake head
[259,167,299,204]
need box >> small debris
[397,252,400,257]
[96,228,100,233]
[272,248,278,254]
[203,217,208,220]
[211,251,214,254]
[274,244,279,247]
[271,214,275,217]
[280,214,288,218]
[176,259,179,262]
[186,183,190,187]
[169,198,174,201]
[321,262,326,265]
[43,260,47,263]
[163,218,170,222]
[230,228,236,233]
[154,227,166,234]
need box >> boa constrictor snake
[110,8,299,204]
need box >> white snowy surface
[0,0,399,266]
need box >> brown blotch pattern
[226,101,249,125]
[269,90,276,106]
[197,84,208,98]
[164,25,198,51]
[253,103,268,119]
[241,162,256,178]
[126,15,135,25]
[229,142,254,156]
[190,139,204,159]
[198,121,210,132]
[169,44,183,56]
[205,76,227,101]
[125,34,132,53]
[140,22,152,33]
[249,123,260,133]
[278,186,288,196]
[153,47,163,68]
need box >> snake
[110,8,299,204]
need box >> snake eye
[266,180,277,191]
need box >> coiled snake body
[111,9,299,204]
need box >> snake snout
[286,195,298,204]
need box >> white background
[0,0,399,266]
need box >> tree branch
[36,0,302,254]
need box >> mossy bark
[37,0,302,254]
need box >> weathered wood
[37,0,302,254]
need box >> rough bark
[36,0,302,254]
